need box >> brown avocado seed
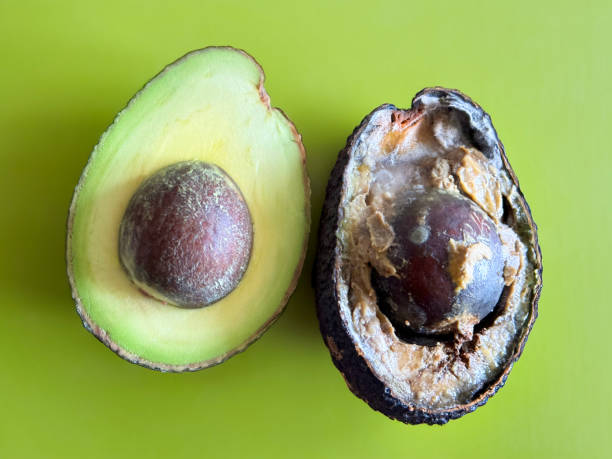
[118,160,253,308]
[372,189,505,337]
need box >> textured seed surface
[119,160,253,308]
[372,189,505,336]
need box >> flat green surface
[0,0,609,457]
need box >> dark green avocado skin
[313,88,542,425]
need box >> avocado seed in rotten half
[119,160,253,309]
[371,189,505,339]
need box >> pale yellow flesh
[68,48,308,366]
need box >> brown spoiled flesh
[338,109,533,410]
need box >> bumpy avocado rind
[314,88,542,424]
[67,47,310,372]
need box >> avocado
[314,88,542,424]
[67,47,310,372]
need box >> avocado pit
[371,189,505,339]
[118,160,253,309]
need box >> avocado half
[314,88,542,424]
[67,47,310,371]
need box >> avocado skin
[67,46,310,372]
[314,88,542,424]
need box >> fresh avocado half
[315,88,542,424]
[67,47,310,372]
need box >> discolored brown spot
[447,240,493,294]
[457,147,503,221]
[326,336,343,361]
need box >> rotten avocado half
[67,47,310,371]
[314,88,542,424]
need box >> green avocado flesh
[67,47,309,370]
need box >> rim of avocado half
[314,87,542,424]
[67,47,310,372]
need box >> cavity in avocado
[67,47,310,372]
[314,88,542,424]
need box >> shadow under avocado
[1,110,110,308]
[271,115,350,344]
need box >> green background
[1,1,609,457]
